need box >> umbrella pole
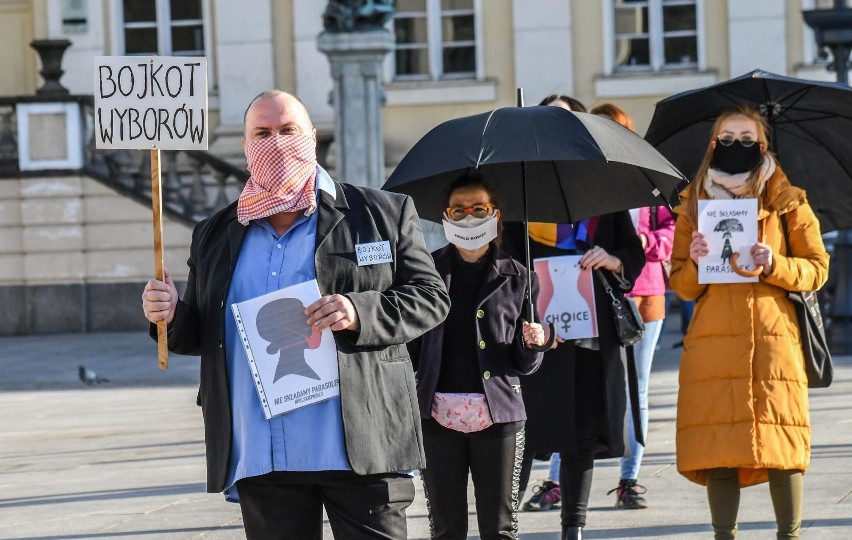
[521,162,557,352]
[522,163,535,323]
[517,87,535,322]
[516,87,555,350]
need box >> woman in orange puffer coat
[669,107,829,539]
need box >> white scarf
[704,154,776,200]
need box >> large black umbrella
[384,105,687,224]
[645,69,852,232]
[383,104,685,328]
[384,103,685,444]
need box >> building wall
[0,0,36,96]
[0,0,845,334]
[0,175,191,334]
[384,0,516,167]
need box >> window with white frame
[612,0,699,72]
[121,0,204,56]
[393,0,480,81]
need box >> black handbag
[595,269,644,346]
[780,214,833,388]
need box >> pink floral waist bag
[431,392,494,433]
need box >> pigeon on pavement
[78,365,109,386]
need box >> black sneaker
[523,480,561,511]
[607,479,647,509]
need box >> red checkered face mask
[237,133,318,225]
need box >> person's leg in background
[705,467,740,540]
[560,451,593,539]
[673,299,695,348]
[520,450,561,512]
[560,346,604,539]
[614,318,664,508]
[767,468,803,539]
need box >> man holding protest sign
[141,90,449,539]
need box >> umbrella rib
[550,160,572,223]
[475,109,499,168]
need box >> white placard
[231,280,339,419]
[93,56,208,150]
[534,255,598,340]
[697,199,759,284]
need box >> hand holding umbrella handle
[729,252,764,277]
[526,322,557,352]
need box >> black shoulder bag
[594,269,644,346]
[780,213,833,388]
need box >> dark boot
[563,526,582,540]
[607,479,647,509]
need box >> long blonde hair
[686,106,773,221]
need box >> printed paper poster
[697,199,759,284]
[231,279,339,419]
[534,255,597,340]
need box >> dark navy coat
[409,244,544,424]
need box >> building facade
[0,0,842,334]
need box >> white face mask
[442,213,499,250]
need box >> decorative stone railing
[0,95,248,227]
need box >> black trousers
[235,470,415,540]
[560,346,605,530]
[421,419,525,540]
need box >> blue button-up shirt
[223,168,350,502]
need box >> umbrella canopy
[383,106,687,224]
[645,69,852,232]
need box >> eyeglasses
[717,135,759,148]
[446,203,496,221]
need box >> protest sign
[697,198,759,284]
[94,56,207,150]
[95,56,208,369]
[534,255,597,340]
[232,280,340,419]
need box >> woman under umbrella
[591,102,676,510]
[670,106,828,539]
[408,175,546,539]
[503,95,645,538]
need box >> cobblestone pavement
[1,323,850,539]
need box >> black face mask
[711,141,762,174]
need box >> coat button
[483,370,491,380]
[478,340,486,349]
[476,309,485,319]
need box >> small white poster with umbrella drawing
[697,199,759,284]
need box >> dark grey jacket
[410,244,543,424]
[163,180,449,492]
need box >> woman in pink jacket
[592,103,676,510]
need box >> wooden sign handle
[151,148,169,369]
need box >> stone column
[317,30,393,189]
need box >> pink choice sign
[534,255,598,341]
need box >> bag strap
[649,206,658,230]
[594,268,620,304]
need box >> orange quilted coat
[670,165,829,487]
